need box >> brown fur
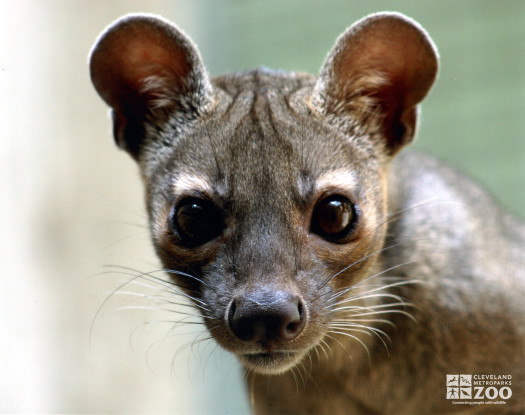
[90,12,525,414]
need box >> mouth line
[245,351,295,359]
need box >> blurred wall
[1,0,523,414]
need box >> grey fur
[90,12,524,414]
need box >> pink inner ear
[331,14,437,100]
[333,23,434,110]
[121,39,191,89]
[90,16,201,115]
[104,38,192,114]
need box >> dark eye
[310,195,357,242]
[170,198,223,247]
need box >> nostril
[298,299,304,320]
[281,299,305,340]
[228,298,257,342]
[286,322,298,332]
[228,299,237,322]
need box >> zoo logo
[446,374,512,401]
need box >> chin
[239,350,306,375]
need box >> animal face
[145,74,390,374]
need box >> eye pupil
[177,203,205,239]
[170,198,223,247]
[311,196,356,241]
[317,200,351,233]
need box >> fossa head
[90,12,438,374]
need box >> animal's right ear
[90,14,213,159]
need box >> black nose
[228,290,305,344]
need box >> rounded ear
[312,12,438,155]
[89,14,213,158]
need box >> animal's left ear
[312,12,438,155]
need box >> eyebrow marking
[315,169,359,193]
[173,172,213,197]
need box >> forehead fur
[142,69,383,193]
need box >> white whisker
[330,318,395,328]
[327,329,371,363]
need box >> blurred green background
[1,1,523,414]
